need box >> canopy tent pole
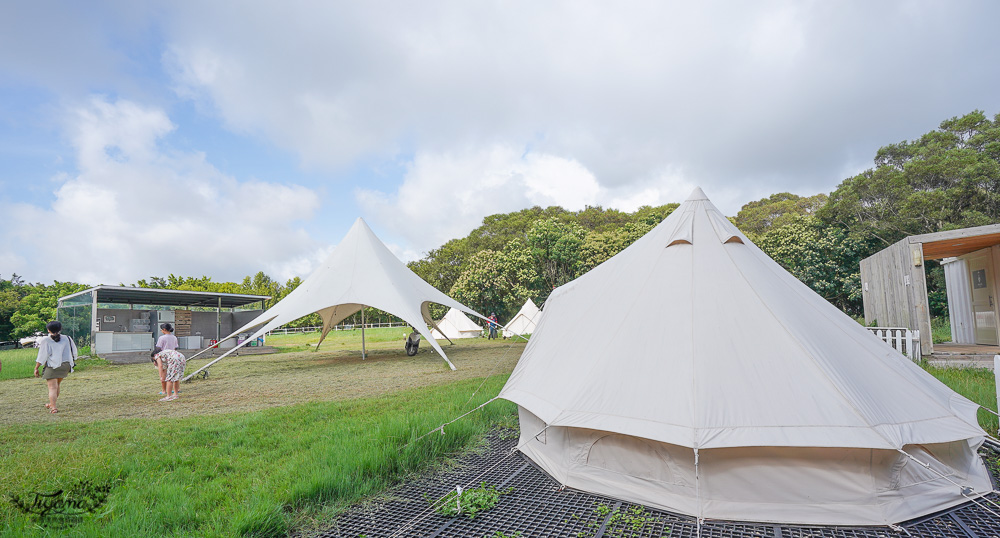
[694,448,703,538]
[995,355,999,416]
[216,297,221,343]
[361,307,366,359]
[427,316,456,346]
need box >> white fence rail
[267,321,409,336]
[866,327,921,362]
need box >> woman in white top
[33,320,77,414]
[154,323,179,395]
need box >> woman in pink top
[154,323,178,394]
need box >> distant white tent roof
[184,218,483,379]
[502,299,542,338]
[499,187,992,525]
[431,307,482,339]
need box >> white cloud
[154,0,1000,204]
[1,97,322,285]
[357,145,601,255]
[3,1,999,272]
[357,145,765,258]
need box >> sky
[1,1,999,286]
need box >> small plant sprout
[576,503,669,538]
[427,482,514,519]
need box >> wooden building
[860,223,1000,355]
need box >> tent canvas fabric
[499,188,993,525]
[502,299,542,338]
[184,218,484,379]
[430,307,483,340]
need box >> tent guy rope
[464,332,524,406]
[896,449,1000,520]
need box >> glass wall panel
[57,290,93,347]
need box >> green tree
[409,203,680,295]
[577,221,655,276]
[0,274,28,340]
[238,272,284,308]
[820,110,1000,247]
[526,217,586,292]
[450,242,541,322]
[733,193,828,240]
[755,216,871,315]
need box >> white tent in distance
[431,307,483,340]
[502,299,542,339]
[499,188,994,525]
[184,218,484,380]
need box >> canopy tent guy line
[182,217,486,381]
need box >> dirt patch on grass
[0,338,524,426]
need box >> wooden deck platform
[934,343,1000,355]
[929,342,999,369]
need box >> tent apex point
[685,186,709,201]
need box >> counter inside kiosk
[93,310,158,354]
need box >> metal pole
[361,307,366,359]
[217,297,221,343]
[995,355,999,417]
[90,290,98,349]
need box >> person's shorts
[42,363,72,379]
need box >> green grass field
[265,327,416,352]
[0,337,523,537]
[931,316,953,344]
[922,362,999,435]
[0,347,101,381]
[1,377,515,537]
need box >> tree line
[2,110,998,340]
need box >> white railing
[866,327,921,362]
[267,321,408,336]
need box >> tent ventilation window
[723,236,744,244]
[665,210,695,248]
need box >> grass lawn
[0,347,101,382]
[264,326,418,353]
[0,337,523,537]
[1,330,997,537]
[922,362,999,436]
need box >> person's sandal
[158,396,172,402]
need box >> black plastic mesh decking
[314,430,1000,538]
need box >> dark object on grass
[405,336,420,356]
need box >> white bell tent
[430,307,483,340]
[184,218,484,380]
[499,188,994,525]
[502,299,542,338]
